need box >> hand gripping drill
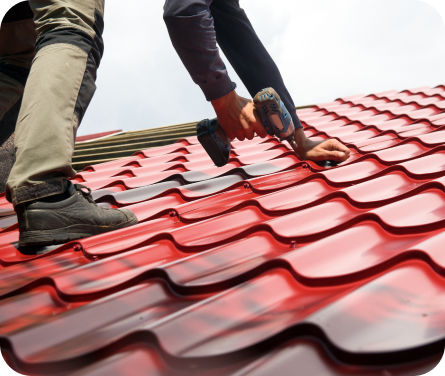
[196,87,299,167]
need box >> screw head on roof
[92,256,99,261]
[73,244,81,252]
[302,163,309,169]
[290,240,298,249]
[244,183,250,189]
[169,210,176,217]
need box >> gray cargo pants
[0,0,105,207]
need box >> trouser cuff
[8,178,65,207]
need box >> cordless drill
[196,87,299,167]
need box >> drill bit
[286,138,299,155]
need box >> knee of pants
[163,0,213,19]
[34,2,105,71]
[28,1,104,73]
[35,27,103,69]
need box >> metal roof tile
[1,85,445,375]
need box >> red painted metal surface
[1,85,445,375]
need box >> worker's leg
[0,1,36,147]
[209,0,303,129]
[3,0,136,250]
[6,0,105,207]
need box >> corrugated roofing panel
[1,85,445,375]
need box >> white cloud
[44,0,445,136]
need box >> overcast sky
[2,0,445,136]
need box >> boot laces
[74,184,97,205]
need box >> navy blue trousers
[163,0,303,129]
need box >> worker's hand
[211,90,268,141]
[294,128,351,162]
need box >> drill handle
[253,88,295,141]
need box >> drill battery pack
[196,118,232,167]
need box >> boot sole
[18,215,138,248]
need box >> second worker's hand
[211,90,268,141]
[293,128,351,162]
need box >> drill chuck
[286,138,300,155]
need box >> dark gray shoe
[16,182,138,248]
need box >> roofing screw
[169,210,176,217]
[92,256,99,261]
[73,244,81,252]
[290,240,298,249]
[244,183,250,189]
[302,163,309,169]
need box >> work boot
[16,181,138,249]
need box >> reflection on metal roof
[1,85,445,375]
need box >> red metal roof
[1,85,445,375]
